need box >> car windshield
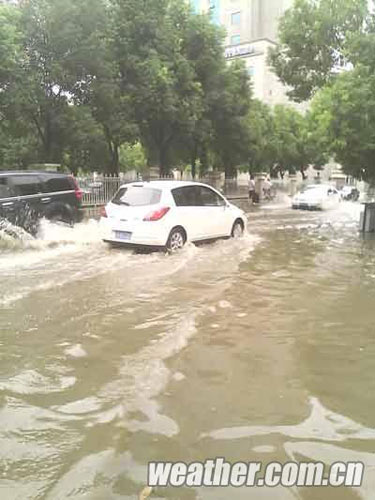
[112,186,161,206]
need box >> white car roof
[118,180,219,191]
[305,184,335,189]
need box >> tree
[269,0,368,102]
[181,12,226,178]
[60,106,111,175]
[210,60,252,178]
[0,4,33,170]
[111,0,203,175]
[0,0,256,178]
[310,66,375,184]
[0,4,21,90]
[271,105,327,178]
[0,0,111,168]
[244,100,276,175]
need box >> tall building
[192,0,296,106]
[191,0,292,44]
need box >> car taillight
[100,206,107,218]
[143,206,170,221]
[70,176,83,201]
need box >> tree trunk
[199,147,208,177]
[191,142,198,179]
[191,156,196,180]
[111,143,119,175]
[103,126,119,175]
[106,142,119,175]
[225,164,236,179]
[159,145,168,177]
[44,111,52,162]
[159,138,173,177]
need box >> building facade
[192,0,292,44]
[192,0,295,106]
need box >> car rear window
[112,186,161,206]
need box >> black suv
[0,171,84,235]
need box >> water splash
[0,218,35,250]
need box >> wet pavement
[1,200,375,499]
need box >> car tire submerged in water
[46,204,74,226]
[231,220,244,238]
[166,227,186,252]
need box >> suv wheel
[48,205,73,225]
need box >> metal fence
[77,173,249,207]
[78,175,130,207]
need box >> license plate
[114,231,132,241]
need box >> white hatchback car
[292,184,341,210]
[100,181,247,251]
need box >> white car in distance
[100,181,247,251]
[292,184,341,210]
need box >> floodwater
[1,201,375,500]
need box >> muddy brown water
[1,201,375,499]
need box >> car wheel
[231,220,244,238]
[167,228,186,252]
[49,208,73,225]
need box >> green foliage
[268,0,375,183]
[0,0,111,169]
[111,0,204,174]
[269,0,368,101]
[311,66,375,184]
[60,106,111,175]
[0,0,330,180]
[119,143,147,173]
[0,4,21,90]
[244,100,276,174]
[210,60,252,178]
[242,104,327,178]
[274,106,324,176]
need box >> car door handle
[1,202,14,207]
[41,197,51,203]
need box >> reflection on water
[1,202,375,499]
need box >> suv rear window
[8,175,42,196]
[44,176,73,192]
[112,186,161,206]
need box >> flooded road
[1,202,375,499]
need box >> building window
[208,0,220,25]
[231,34,241,45]
[247,66,255,77]
[231,11,241,25]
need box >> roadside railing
[77,173,250,207]
[78,175,129,207]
